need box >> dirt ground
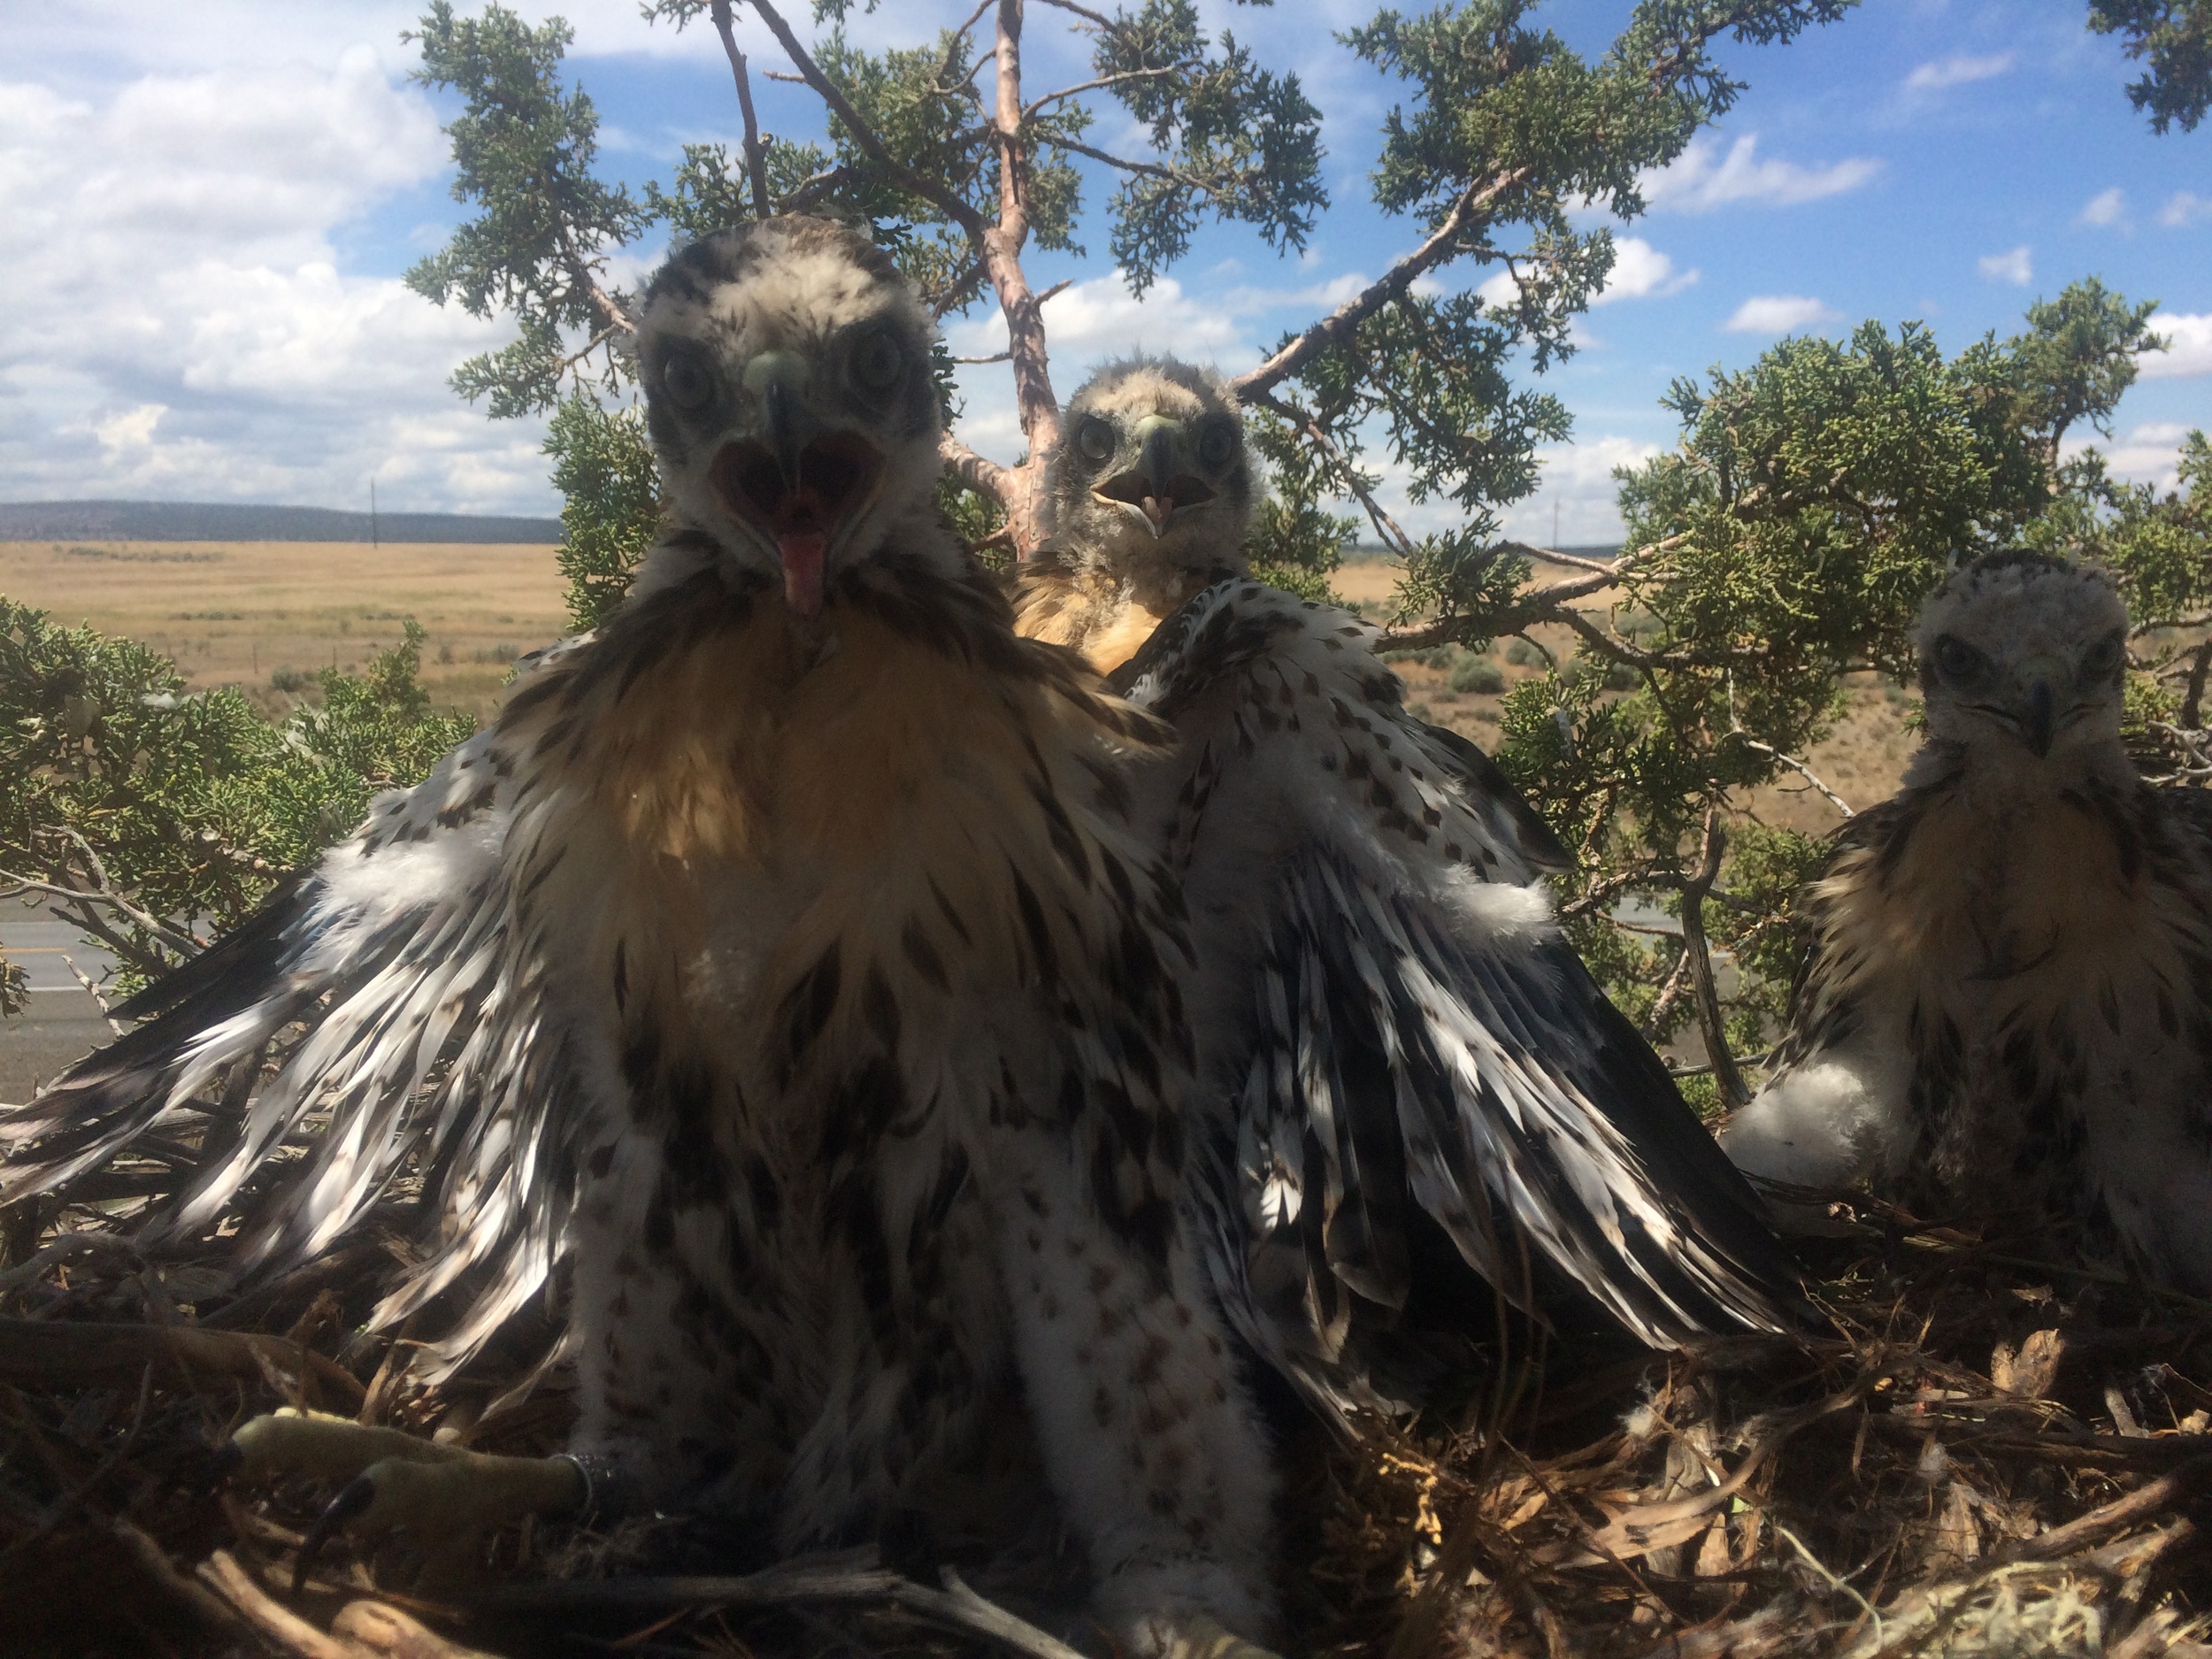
[0,539,571,721]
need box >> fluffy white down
[1435,867,1557,950]
[1718,1046,1909,1192]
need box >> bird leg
[217,1409,587,1593]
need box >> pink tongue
[778,531,826,618]
[1143,494,1173,526]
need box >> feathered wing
[0,639,594,1379]
[1113,581,1795,1419]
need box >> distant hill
[0,500,562,545]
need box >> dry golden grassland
[0,539,570,721]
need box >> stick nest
[5,1164,2212,1658]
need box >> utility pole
[370,479,379,549]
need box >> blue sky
[3,0,2206,543]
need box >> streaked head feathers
[1916,549,2129,767]
[636,217,945,617]
[1048,354,1255,579]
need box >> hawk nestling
[1016,356,1794,1422]
[1016,356,1252,674]
[1721,550,2212,1288]
[4,223,1280,1655]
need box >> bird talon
[294,1471,379,1594]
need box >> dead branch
[1247,389,1417,559]
[708,0,770,219]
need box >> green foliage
[1448,653,1506,694]
[403,2,649,416]
[546,394,662,630]
[1473,282,2200,1087]
[2089,0,2212,133]
[0,603,472,1000]
[2005,278,2164,467]
[1238,2,1857,636]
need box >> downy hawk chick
[1722,550,2212,1289]
[1016,356,1794,1425]
[2,223,1280,1656]
[1017,356,1254,674]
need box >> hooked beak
[707,349,882,618]
[1094,414,1216,541]
[2021,677,2055,759]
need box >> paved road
[1,901,124,1102]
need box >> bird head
[1915,550,2130,771]
[637,218,944,618]
[1047,356,1254,583]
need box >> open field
[0,539,570,720]
[0,538,1922,820]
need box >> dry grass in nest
[5,1170,2212,1657]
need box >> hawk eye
[1076,417,1116,465]
[661,350,714,412]
[1933,635,1983,680]
[1196,420,1235,470]
[2082,634,2123,680]
[850,327,904,394]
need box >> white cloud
[1722,296,1839,334]
[2062,422,2201,493]
[2078,188,2127,227]
[1640,134,1882,213]
[2140,314,2212,379]
[1493,437,1664,546]
[1978,245,2033,285]
[0,53,558,511]
[2159,191,2212,228]
[1594,238,1699,305]
[1904,52,2016,92]
[1472,238,1695,311]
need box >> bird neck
[1905,731,2137,808]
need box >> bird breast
[501,586,1119,1121]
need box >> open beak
[708,351,883,618]
[2020,678,2056,759]
[1094,415,1215,541]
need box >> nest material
[5,1152,2212,1658]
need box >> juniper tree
[404,0,1860,611]
[2089,0,2212,134]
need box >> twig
[462,1551,1090,1659]
[1248,390,1417,560]
[63,956,124,1037]
[1678,804,1748,1109]
[0,1361,155,1563]
[1235,165,1532,400]
[0,1231,143,1300]
[198,1550,357,1659]
[709,0,771,219]
[1023,65,1181,118]
[1030,0,1117,29]
[746,0,987,237]
[110,1517,250,1636]
[1729,670,1854,818]
[0,1317,365,1408]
